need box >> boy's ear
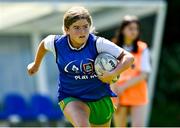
[64,27,69,35]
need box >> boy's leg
[60,98,90,127]
[113,106,128,127]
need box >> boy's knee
[74,119,90,127]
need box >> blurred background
[0,0,179,127]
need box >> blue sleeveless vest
[54,34,116,101]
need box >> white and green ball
[94,52,120,83]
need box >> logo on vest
[83,62,93,74]
[72,65,79,73]
[64,58,97,80]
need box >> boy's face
[66,19,90,47]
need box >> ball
[94,52,120,83]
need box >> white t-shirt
[43,35,151,73]
[43,35,124,58]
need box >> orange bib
[114,41,148,106]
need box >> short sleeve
[43,35,56,56]
[141,48,151,73]
[96,37,124,58]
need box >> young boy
[27,6,134,127]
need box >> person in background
[111,15,151,127]
[27,7,134,127]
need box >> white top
[43,35,124,58]
[43,35,151,73]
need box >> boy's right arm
[27,41,48,76]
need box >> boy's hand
[98,71,117,84]
[27,62,39,76]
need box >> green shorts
[58,96,115,125]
